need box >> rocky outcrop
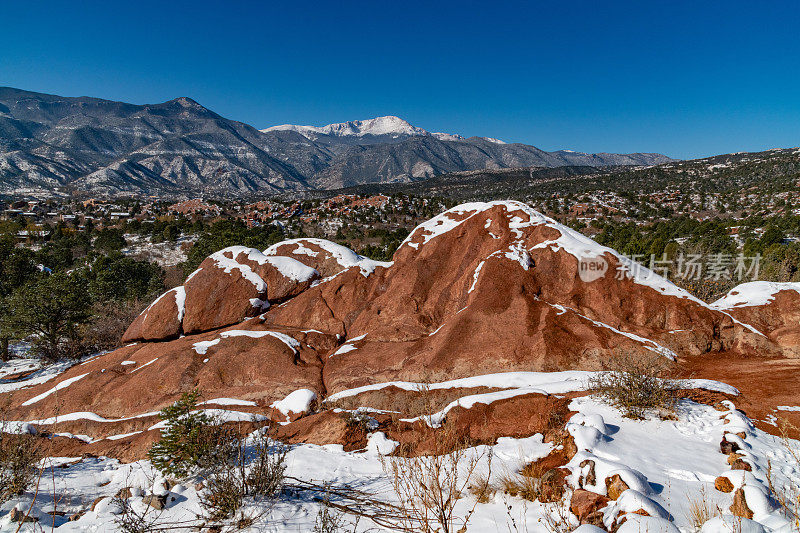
[124,246,320,341]
[3,201,795,460]
[713,282,800,357]
[122,287,184,342]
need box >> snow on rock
[265,238,390,278]
[200,398,258,407]
[262,255,318,282]
[616,515,680,533]
[270,388,317,419]
[208,246,269,291]
[191,338,220,355]
[366,431,398,455]
[326,371,737,402]
[194,329,302,356]
[712,281,800,309]
[21,373,89,406]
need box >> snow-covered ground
[122,234,194,267]
[1,363,798,532]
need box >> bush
[0,401,43,504]
[148,390,237,477]
[588,350,679,419]
[78,300,148,354]
[0,431,42,503]
[6,272,92,361]
[380,425,489,533]
[200,427,287,521]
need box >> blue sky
[1,1,798,159]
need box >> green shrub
[148,389,236,477]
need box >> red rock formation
[713,282,800,357]
[122,287,184,342]
[4,201,796,460]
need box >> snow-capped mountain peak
[263,116,429,139]
[262,115,507,144]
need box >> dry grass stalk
[380,421,491,533]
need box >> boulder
[182,247,270,334]
[570,489,610,524]
[714,476,735,493]
[720,438,740,455]
[122,287,184,342]
[713,282,800,357]
[730,487,754,519]
[606,474,631,500]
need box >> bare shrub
[0,399,43,504]
[79,299,148,353]
[0,431,42,503]
[202,468,245,522]
[539,499,576,533]
[201,427,287,521]
[588,350,679,419]
[380,424,491,533]
[312,485,362,533]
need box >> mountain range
[0,87,673,198]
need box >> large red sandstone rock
[124,246,320,340]
[264,238,386,278]
[713,282,800,357]
[5,201,796,461]
[264,202,774,393]
[122,287,184,343]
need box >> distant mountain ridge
[0,87,674,198]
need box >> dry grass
[767,419,800,529]
[588,350,680,419]
[496,472,539,502]
[380,424,491,533]
[468,472,495,504]
[686,486,720,532]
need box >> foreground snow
[3,391,799,532]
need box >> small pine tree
[148,389,225,477]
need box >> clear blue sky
[1,1,798,159]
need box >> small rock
[9,508,38,523]
[715,476,734,493]
[143,494,168,511]
[720,438,740,455]
[115,487,133,499]
[579,459,597,487]
[194,481,205,491]
[538,468,568,503]
[605,474,630,500]
[570,489,610,523]
[727,453,744,465]
[69,510,87,521]
[730,487,754,519]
